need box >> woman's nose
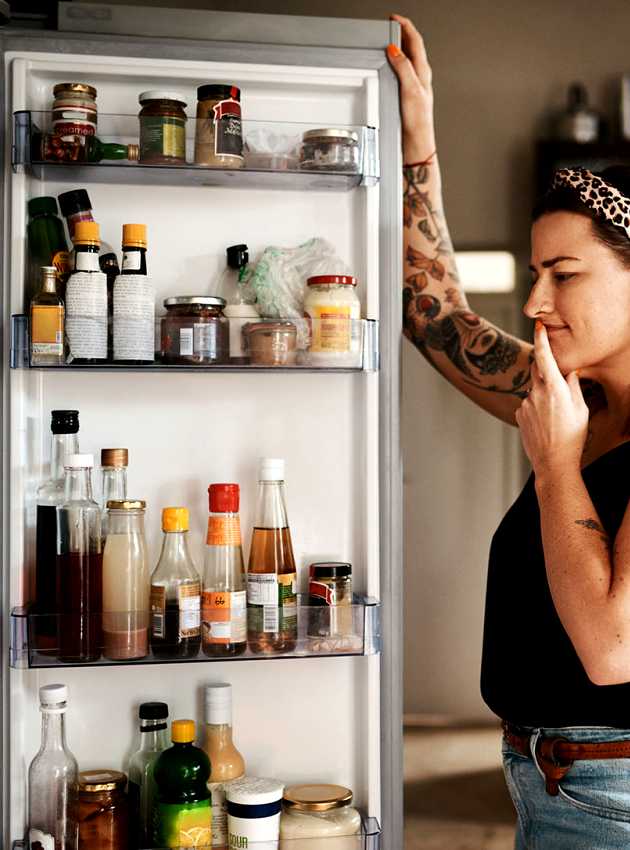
[523,279,553,319]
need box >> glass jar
[194,83,243,168]
[78,769,128,850]
[242,321,297,367]
[279,784,361,849]
[52,83,97,139]
[138,90,187,165]
[161,296,228,364]
[308,562,358,652]
[304,275,361,367]
[300,129,359,172]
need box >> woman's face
[526,211,630,376]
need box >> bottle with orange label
[202,484,247,658]
[30,265,65,366]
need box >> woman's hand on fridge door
[387,15,436,163]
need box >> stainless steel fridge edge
[0,34,7,850]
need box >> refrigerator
[1,4,403,849]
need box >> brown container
[243,321,297,366]
[78,769,128,850]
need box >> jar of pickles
[78,769,128,850]
[160,296,228,364]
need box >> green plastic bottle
[26,196,69,308]
[153,719,212,849]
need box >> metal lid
[101,448,128,468]
[163,295,226,308]
[197,83,241,102]
[79,770,126,793]
[311,561,352,579]
[243,321,297,336]
[307,274,357,287]
[139,90,187,106]
[53,83,97,99]
[302,128,359,143]
[283,784,353,812]
[106,499,146,511]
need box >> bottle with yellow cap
[152,719,211,848]
[113,223,155,363]
[150,507,202,659]
[65,219,107,362]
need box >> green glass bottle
[36,132,139,163]
[152,719,212,849]
[26,196,69,308]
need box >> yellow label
[308,305,352,352]
[32,305,64,346]
[51,250,71,279]
[163,123,185,158]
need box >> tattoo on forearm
[403,164,451,254]
[575,518,611,548]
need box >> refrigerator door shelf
[13,111,380,189]
[9,596,382,669]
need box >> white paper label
[29,828,55,850]
[113,274,155,361]
[179,594,200,631]
[122,251,142,271]
[209,782,228,847]
[74,251,100,273]
[180,328,193,356]
[247,573,278,605]
[65,270,107,360]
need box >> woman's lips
[544,324,569,335]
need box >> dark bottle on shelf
[100,252,120,360]
[58,188,116,266]
[35,131,139,164]
[34,409,80,647]
[150,507,201,659]
[57,452,103,662]
[128,701,170,850]
[26,196,69,308]
[65,220,108,363]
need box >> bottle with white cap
[28,683,79,850]
[247,458,297,654]
[57,453,103,662]
[203,683,245,848]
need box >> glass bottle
[100,252,120,361]
[65,220,107,363]
[152,719,212,850]
[247,458,297,654]
[150,507,202,659]
[26,196,69,307]
[35,409,79,645]
[113,223,155,363]
[202,484,247,658]
[57,188,115,267]
[57,453,102,663]
[100,448,128,540]
[217,244,259,365]
[128,702,170,850]
[28,683,79,850]
[103,499,149,661]
[30,265,65,366]
[37,132,139,163]
[203,683,245,850]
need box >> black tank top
[481,440,630,727]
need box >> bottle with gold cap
[100,447,128,540]
[113,223,155,363]
[150,507,202,659]
[152,719,211,848]
[65,219,107,363]
[30,265,65,366]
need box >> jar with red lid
[303,275,361,367]
[160,296,228,364]
[78,769,128,850]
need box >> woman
[388,15,630,850]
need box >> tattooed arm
[388,16,533,427]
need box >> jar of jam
[138,90,187,164]
[242,321,297,366]
[78,769,128,850]
[52,83,97,140]
[194,83,243,168]
[161,296,228,364]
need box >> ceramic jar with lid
[227,777,284,847]
[138,91,187,164]
[279,784,361,848]
[160,296,228,364]
[78,769,128,850]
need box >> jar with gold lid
[279,784,361,847]
[78,769,128,850]
[52,83,98,140]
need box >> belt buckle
[536,734,574,796]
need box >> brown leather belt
[503,721,630,796]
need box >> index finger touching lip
[534,320,562,379]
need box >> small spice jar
[243,321,297,367]
[300,128,360,172]
[279,785,361,848]
[78,769,128,850]
[194,83,243,167]
[308,562,354,645]
[161,296,228,364]
[138,90,187,164]
[52,83,97,139]
[304,275,361,367]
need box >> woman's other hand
[515,321,589,479]
[387,14,436,163]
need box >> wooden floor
[404,725,517,850]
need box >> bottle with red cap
[201,483,247,657]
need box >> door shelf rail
[10,596,381,669]
[12,111,380,189]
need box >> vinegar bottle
[100,447,128,541]
[247,458,297,654]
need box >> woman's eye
[554,272,575,283]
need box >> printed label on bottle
[51,250,71,278]
[65,270,107,360]
[212,99,243,159]
[308,305,352,352]
[75,252,101,273]
[154,798,211,848]
[140,116,186,160]
[113,274,155,361]
[31,305,64,354]
[206,516,242,547]
[122,251,142,271]
[29,828,55,850]
[179,583,201,638]
[150,584,166,638]
[209,781,238,847]
[247,573,297,634]
[202,590,246,644]
[193,322,220,358]
[180,327,193,356]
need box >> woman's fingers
[386,43,422,93]
[534,320,563,384]
[390,14,432,89]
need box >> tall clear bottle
[128,701,170,850]
[202,484,247,658]
[28,683,79,850]
[35,410,80,644]
[100,447,128,540]
[57,453,102,662]
[247,458,297,654]
[150,507,202,659]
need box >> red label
[309,580,334,605]
[212,98,241,121]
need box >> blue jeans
[503,726,630,849]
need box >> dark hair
[532,165,630,268]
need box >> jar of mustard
[138,90,187,164]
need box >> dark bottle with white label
[113,223,154,363]
[65,220,107,363]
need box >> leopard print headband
[552,167,630,240]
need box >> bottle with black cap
[217,243,259,364]
[128,701,170,850]
[57,188,115,267]
[35,410,80,641]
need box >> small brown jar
[78,769,128,850]
[161,296,229,364]
[194,83,243,167]
[138,90,187,164]
[243,321,297,366]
